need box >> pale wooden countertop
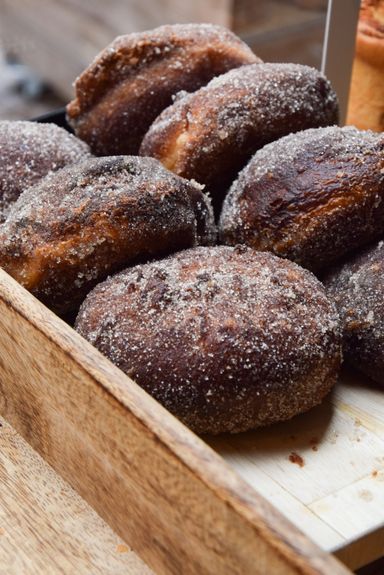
[0,418,152,574]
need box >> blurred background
[0,2,384,574]
[0,0,328,119]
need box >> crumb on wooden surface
[289,452,305,467]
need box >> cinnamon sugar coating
[0,121,91,222]
[140,63,338,210]
[0,156,215,315]
[220,126,384,272]
[76,246,342,434]
[66,23,260,156]
[324,240,384,385]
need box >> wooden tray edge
[0,268,351,575]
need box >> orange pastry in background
[347,0,384,131]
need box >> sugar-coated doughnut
[75,246,342,434]
[325,240,384,385]
[220,126,384,272]
[0,121,91,222]
[140,63,339,210]
[0,156,214,314]
[66,24,260,155]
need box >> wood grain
[0,268,350,575]
[0,419,152,574]
[209,372,384,570]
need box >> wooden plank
[205,441,345,551]
[333,371,384,438]
[0,268,350,575]
[309,472,384,541]
[211,391,384,506]
[335,530,384,572]
[0,419,151,574]
[210,373,384,570]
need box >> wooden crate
[0,261,383,574]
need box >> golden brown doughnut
[140,63,339,211]
[324,240,384,385]
[75,245,342,434]
[66,24,260,155]
[220,126,384,272]
[0,156,214,315]
[0,120,91,222]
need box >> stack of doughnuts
[66,24,260,155]
[2,22,383,434]
[0,155,214,315]
[139,62,338,210]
